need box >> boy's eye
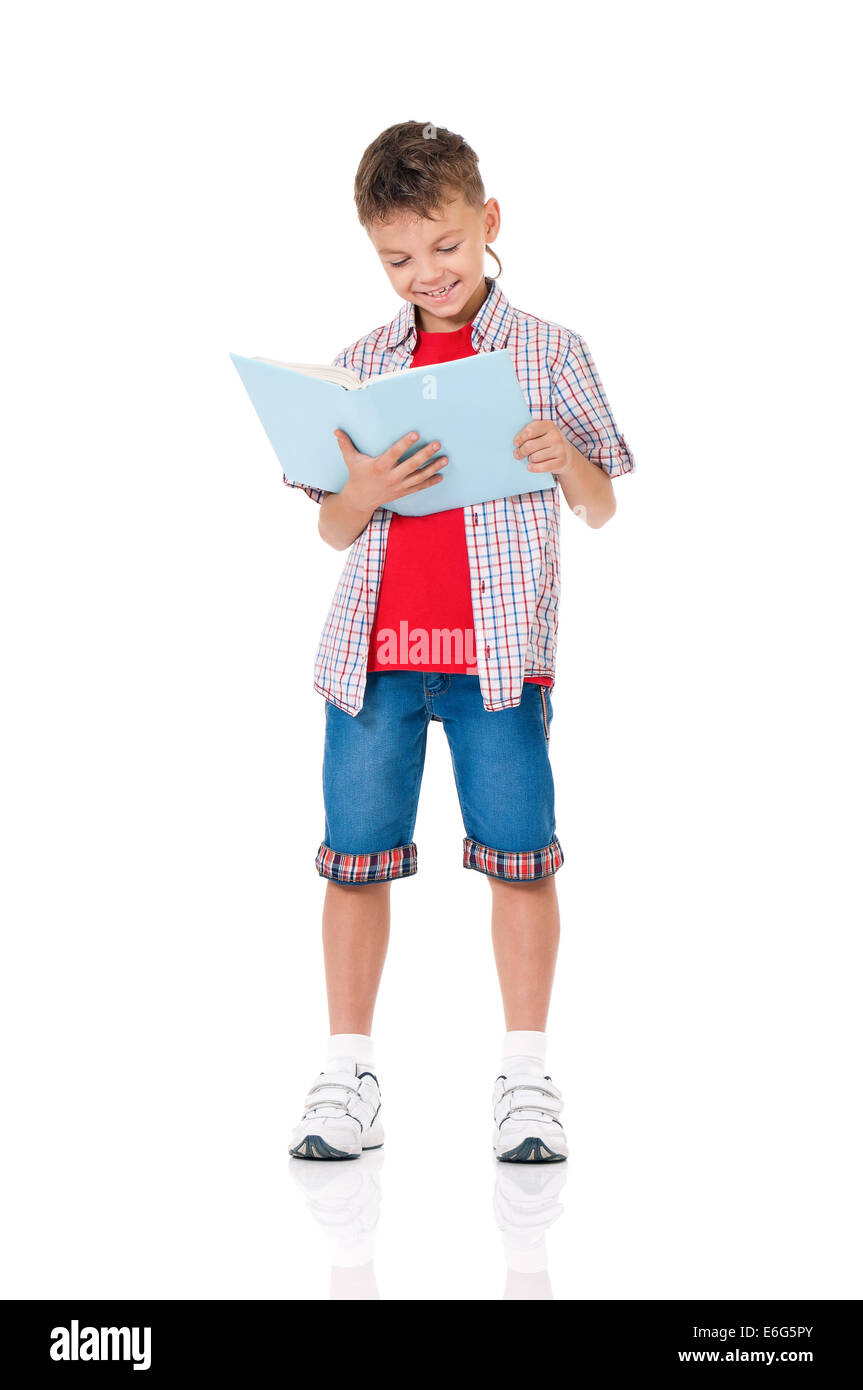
[388,243,461,270]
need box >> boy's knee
[487,873,557,893]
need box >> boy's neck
[414,276,491,334]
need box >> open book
[229,348,556,518]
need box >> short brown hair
[354,121,486,229]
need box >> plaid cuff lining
[316,842,418,883]
[462,833,563,880]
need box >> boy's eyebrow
[378,228,464,255]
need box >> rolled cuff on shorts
[462,833,564,881]
[316,841,418,883]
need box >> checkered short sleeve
[281,476,328,503]
[552,335,635,478]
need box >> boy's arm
[281,472,379,549]
[317,484,379,551]
[556,443,617,526]
[280,474,377,549]
[550,334,635,525]
[552,335,635,477]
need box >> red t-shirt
[367,319,551,686]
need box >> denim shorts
[315,671,563,884]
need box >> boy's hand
[513,421,573,479]
[333,428,448,513]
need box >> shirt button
[480,581,485,593]
[485,644,491,658]
[473,512,478,524]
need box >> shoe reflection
[290,1148,567,1301]
[494,1159,568,1300]
[290,1149,384,1300]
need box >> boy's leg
[489,876,568,1163]
[289,673,428,1159]
[489,876,560,1031]
[316,673,429,1037]
[438,676,568,1161]
[290,873,393,1161]
[437,675,562,1018]
[323,880,391,1035]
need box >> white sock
[501,1029,547,1077]
[327,1032,375,1070]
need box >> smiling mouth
[418,280,459,299]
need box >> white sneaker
[493,1071,569,1163]
[289,1061,384,1161]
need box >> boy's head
[354,121,501,328]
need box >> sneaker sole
[496,1137,567,1163]
[290,1134,358,1160]
[290,1135,385,1161]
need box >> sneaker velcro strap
[501,1075,562,1100]
[302,1094,363,1122]
[305,1090,355,1108]
[501,1104,564,1121]
[311,1071,361,1091]
[303,1080,361,1111]
[496,1088,563,1121]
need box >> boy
[284,122,635,1163]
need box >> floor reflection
[290,1149,567,1299]
[493,1158,567,1299]
[290,1149,384,1300]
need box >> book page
[251,357,362,390]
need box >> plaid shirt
[283,278,634,716]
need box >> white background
[2,0,860,1301]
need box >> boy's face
[367,191,501,331]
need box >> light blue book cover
[229,348,556,517]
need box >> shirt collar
[383,277,514,355]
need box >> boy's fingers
[515,429,555,457]
[333,428,356,455]
[513,421,550,448]
[524,452,558,470]
[387,429,424,462]
[394,438,442,473]
[402,457,448,490]
[403,471,445,493]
